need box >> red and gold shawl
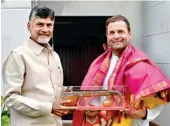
[73,44,170,126]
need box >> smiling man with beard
[73,15,170,126]
[2,5,71,126]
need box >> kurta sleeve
[137,105,164,125]
[2,51,52,117]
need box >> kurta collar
[28,38,53,55]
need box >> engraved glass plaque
[59,85,130,110]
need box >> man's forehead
[32,16,54,23]
[107,21,127,30]
[108,21,126,27]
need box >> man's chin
[37,41,49,44]
[111,44,123,50]
[37,39,50,44]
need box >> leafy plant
[1,96,10,126]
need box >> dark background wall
[53,16,109,87]
[52,16,109,120]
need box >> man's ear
[129,31,132,39]
[103,43,107,51]
[27,22,31,31]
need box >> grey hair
[29,5,55,22]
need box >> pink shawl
[73,44,170,126]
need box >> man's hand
[52,109,70,117]
[127,107,147,119]
[127,100,147,119]
[51,100,73,117]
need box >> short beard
[37,36,50,44]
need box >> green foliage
[1,96,10,126]
[1,115,10,126]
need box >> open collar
[28,38,53,55]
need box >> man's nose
[41,25,48,33]
[113,33,120,39]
